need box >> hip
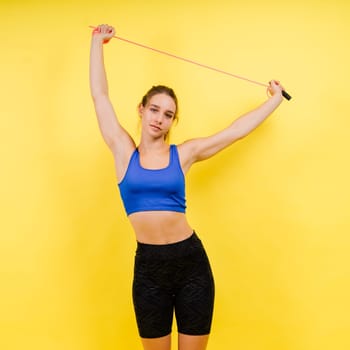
[133,232,213,288]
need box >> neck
[138,137,169,153]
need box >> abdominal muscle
[128,211,193,244]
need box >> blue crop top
[118,145,186,216]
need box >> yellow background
[1,0,349,349]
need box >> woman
[89,24,284,350]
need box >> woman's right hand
[92,24,115,44]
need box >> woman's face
[139,93,176,139]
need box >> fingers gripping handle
[91,26,112,44]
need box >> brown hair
[140,85,179,122]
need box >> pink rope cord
[89,26,292,100]
[89,25,268,88]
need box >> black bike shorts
[132,232,215,338]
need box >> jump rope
[89,25,292,101]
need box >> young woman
[89,24,285,350]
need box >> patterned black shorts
[132,232,215,338]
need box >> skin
[90,24,284,350]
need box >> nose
[154,113,163,124]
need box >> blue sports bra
[118,145,186,216]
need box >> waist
[135,231,204,260]
[129,211,193,244]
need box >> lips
[150,124,161,131]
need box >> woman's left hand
[267,80,284,97]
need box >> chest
[139,152,170,170]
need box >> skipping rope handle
[282,90,292,100]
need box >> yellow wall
[1,0,349,349]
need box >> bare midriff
[128,211,193,244]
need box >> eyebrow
[149,104,175,115]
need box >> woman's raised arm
[89,24,135,156]
[178,80,284,172]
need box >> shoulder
[174,141,191,156]
[173,140,199,174]
[176,138,204,158]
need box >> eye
[150,107,157,112]
[165,113,173,119]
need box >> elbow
[100,128,118,150]
[105,136,117,150]
[90,84,109,101]
[91,91,109,103]
[235,130,249,141]
[231,122,259,141]
[229,125,247,142]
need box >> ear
[138,103,144,117]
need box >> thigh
[174,249,215,335]
[133,257,174,338]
